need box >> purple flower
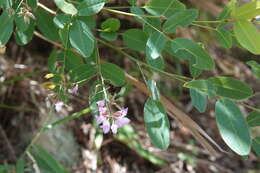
[97,100,105,107]
[120,108,128,116]
[68,84,78,94]
[95,115,106,124]
[100,119,110,134]
[55,101,64,112]
[114,117,130,128]
[98,107,107,115]
[111,123,118,134]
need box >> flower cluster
[95,100,130,134]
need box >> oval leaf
[122,29,148,51]
[70,64,97,83]
[54,0,77,15]
[215,99,251,155]
[69,20,95,57]
[234,20,260,55]
[246,111,260,127]
[190,88,207,113]
[100,62,126,86]
[77,0,106,16]
[252,136,260,157]
[0,10,14,45]
[144,98,170,150]
[215,28,233,48]
[232,1,260,20]
[163,9,198,33]
[146,31,166,59]
[171,38,215,70]
[208,76,253,100]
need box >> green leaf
[16,159,24,173]
[77,0,107,16]
[89,80,104,112]
[234,20,260,55]
[246,111,260,127]
[77,16,96,29]
[146,55,165,70]
[63,51,83,71]
[0,10,14,45]
[0,0,12,8]
[48,50,57,73]
[232,1,260,20]
[15,22,35,46]
[252,136,260,157]
[53,14,72,29]
[184,80,216,98]
[70,64,97,83]
[190,88,207,113]
[101,18,120,32]
[122,29,148,51]
[146,31,166,59]
[127,0,136,6]
[144,0,185,18]
[54,0,77,15]
[30,145,69,173]
[208,76,253,100]
[143,17,161,35]
[215,99,251,156]
[144,98,170,150]
[147,80,160,101]
[100,32,118,41]
[35,10,59,41]
[163,9,198,33]
[100,62,126,86]
[0,165,14,172]
[69,20,95,57]
[27,0,38,8]
[246,60,260,79]
[15,15,30,32]
[171,38,215,70]
[215,28,233,48]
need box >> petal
[111,123,118,134]
[55,101,64,112]
[99,107,107,115]
[95,115,106,124]
[100,120,110,134]
[121,108,128,116]
[96,100,105,107]
[115,117,130,128]
[68,85,78,94]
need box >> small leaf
[208,76,253,100]
[35,10,59,41]
[252,136,260,157]
[215,99,251,155]
[146,55,165,70]
[15,15,30,32]
[232,1,260,20]
[69,20,95,57]
[0,0,12,8]
[144,98,170,150]
[16,158,24,173]
[215,28,233,48]
[122,29,148,51]
[77,0,107,16]
[146,31,166,59]
[144,0,185,18]
[163,9,198,33]
[246,111,260,127]
[53,14,72,29]
[48,50,57,73]
[101,18,120,32]
[184,80,216,98]
[171,38,215,70]
[70,64,97,83]
[54,0,77,15]
[63,51,83,71]
[234,20,260,55]
[100,32,118,41]
[127,0,136,6]
[100,62,126,86]
[147,80,160,101]
[30,145,69,173]
[27,0,38,8]
[246,60,260,79]
[15,22,35,46]
[190,88,207,113]
[0,10,14,45]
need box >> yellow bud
[44,73,54,79]
[42,82,56,90]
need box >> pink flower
[97,100,105,107]
[100,119,110,134]
[68,84,78,94]
[114,117,130,128]
[111,123,118,134]
[95,115,106,124]
[55,101,64,112]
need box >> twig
[0,125,17,161]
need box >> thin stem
[97,38,191,83]
[191,23,217,31]
[193,20,226,24]
[38,2,56,15]
[103,8,163,19]
[238,102,260,113]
